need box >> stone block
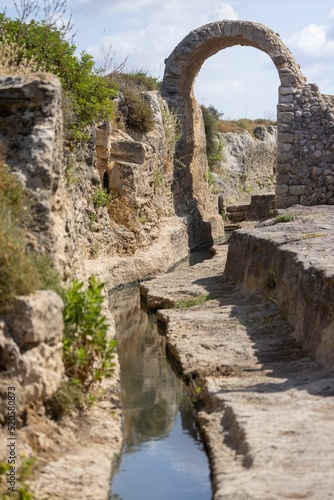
[276,184,289,195]
[227,204,250,213]
[109,140,146,164]
[277,103,294,112]
[278,112,295,123]
[4,290,64,349]
[275,194,290,208]
[279,86,295,95]
[228,212,246,223]
[289,185,306,196]
[246,193,275,220]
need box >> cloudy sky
[2,0,334,119]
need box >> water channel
[109,250,212,500]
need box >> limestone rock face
[215,127,277,208]
[3,290,64,348]
[0,290,64,423]
[0,74,65,262]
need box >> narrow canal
[109,251,212,500]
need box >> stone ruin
[161,20,334,209]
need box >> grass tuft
[176,294,209,309]
[0,163,62,311]
[273,214,296,224]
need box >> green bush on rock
[62,276,116,389]
[0,11,117,140]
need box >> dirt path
[141,243,334,500]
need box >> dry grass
[0,163,62,310]
[0,36,40,75]
[217,118,276,135]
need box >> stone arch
[161,20,334,213]
[162,21,305,106]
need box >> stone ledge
[224,205,334,365]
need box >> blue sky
[2,0,334,119]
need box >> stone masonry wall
[276,83,334,207]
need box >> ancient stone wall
[276,83,334,207]
[162,20,334,210]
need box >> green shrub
[111,70,160,91]
[45,379,85,420]
[62,276,116,390]
[121,87,155,133]
[201,105,224,168]
[91,187,113,208]
[0,455,37,499]
[0,12,117,140]
[273,214,296,224]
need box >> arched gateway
[162,21,334,211]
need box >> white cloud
[214,2,239,21]
[288,22,334,58]
[87,0,241,77]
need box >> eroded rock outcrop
[0,71,212,499]
[215,126,277,208]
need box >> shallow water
[109,281,211,500]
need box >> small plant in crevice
[153,169,164,193]
[273,214,296,224]
[91,187,113,208]
[203,170,220,194]
[220,209,229,221]
[65,155,78,185]
[176,294,210,309]
[45,379,86,420]
[0,455,38,499]
[160,101,182,155]
[301,233,326,240]
[265,268,277,291]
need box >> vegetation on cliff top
[0,1,117,140]
[0,0,157,138]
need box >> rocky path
[140,243,334,500]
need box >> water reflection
[109,286,211,500]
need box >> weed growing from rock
[0,455,37,499]
[176,293,209,309]
[91,187,113,208]
[273,214,296,224]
